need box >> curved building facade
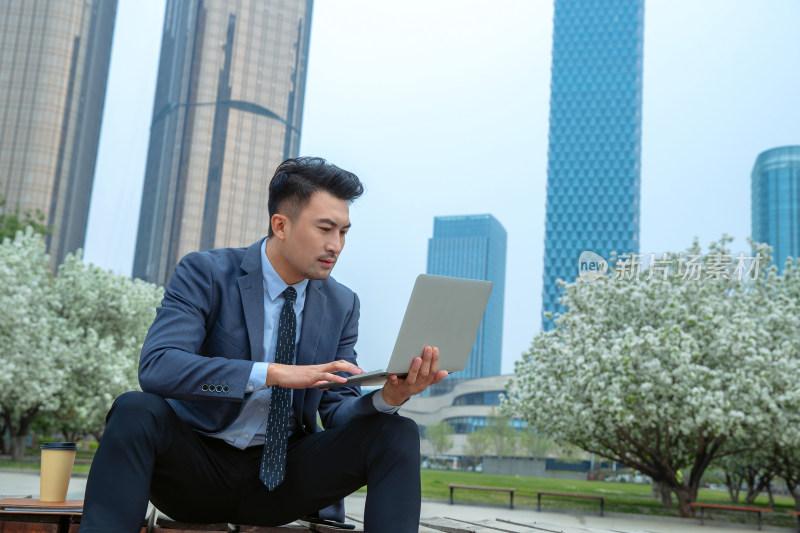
[133,0,313,285]
[752,146,800,270]
[399,375,523,456]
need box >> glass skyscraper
[133,0,313,286]
[0,0,117,268]
[541,0,645,330]
[752,146,800,269]
[427,215,506,381]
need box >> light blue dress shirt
[209,239,398,449]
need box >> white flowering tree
[0,229,75,460]
[714,447,776,505]
[0,229,162,459]
[0,198,50,455]
[739,256,800,511]
[43,253,163,440]
[504,238,779,517]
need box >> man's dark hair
[267,157,364,237]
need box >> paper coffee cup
[40,442,77,502]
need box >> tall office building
[0,0,117,267]
[752,146,800,269]
[133,0,313,285]
[427,215,507,382]
[541,0,645,330]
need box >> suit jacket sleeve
[138,251,254,402]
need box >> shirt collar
[260,238,309,302]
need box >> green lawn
[420,469,799,529]
[0,449,94,475]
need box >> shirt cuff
[372,388,404,413]
[247,362,269,393]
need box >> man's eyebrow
[317,218,351,229]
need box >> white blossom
[0,229,162,458]
[504,237,797,517]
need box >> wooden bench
[787,510,800,532]
[154,515,361,532]
[447,484,517,509]
[691,502,773,530]
[0,499,357,533]
[0,498,85,533]
[536,491,605,516]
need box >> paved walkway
[345,492,760,532]
[0,470,786,532]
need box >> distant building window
[452,391,506,406]
[444,416,488,434]
[443,416,526,434]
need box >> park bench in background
[785,510,800,533]
[536,491,605,516]
[691,502,772,530]
[447,484,517,509]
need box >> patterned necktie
[260,286,297,490]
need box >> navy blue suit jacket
[138,238,380,436]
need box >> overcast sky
[84,0,800,376]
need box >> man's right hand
[266,360,363,389]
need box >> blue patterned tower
[541,0,645,330]
[752,146,800,270]
[427,215,506,381]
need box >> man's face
[277,190,350,283]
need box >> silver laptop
[312,274,493,389]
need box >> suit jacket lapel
[238,240,265,361]
[297,280,326,366]
[293,280,327,424]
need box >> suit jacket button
[202,384,209,392]
[215,385,223,392]
[222,385,230,393]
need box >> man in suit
[80,157,446,532]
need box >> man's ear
[270,213,289,240]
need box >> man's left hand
[381,346,448,406]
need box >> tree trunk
[725,472,741,502]
[658,481,673,508]
[744,469,758,503]
[746,472,772,504]
[767,483,774,509]
[62,430,80,443]
[789,486,800,511]
[0,426,6,455]
[10,435,26,462]
[674,485,696,518]
[8,414,34,462]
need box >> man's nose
[326,234,343,254]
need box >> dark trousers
[80,392,421,533]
